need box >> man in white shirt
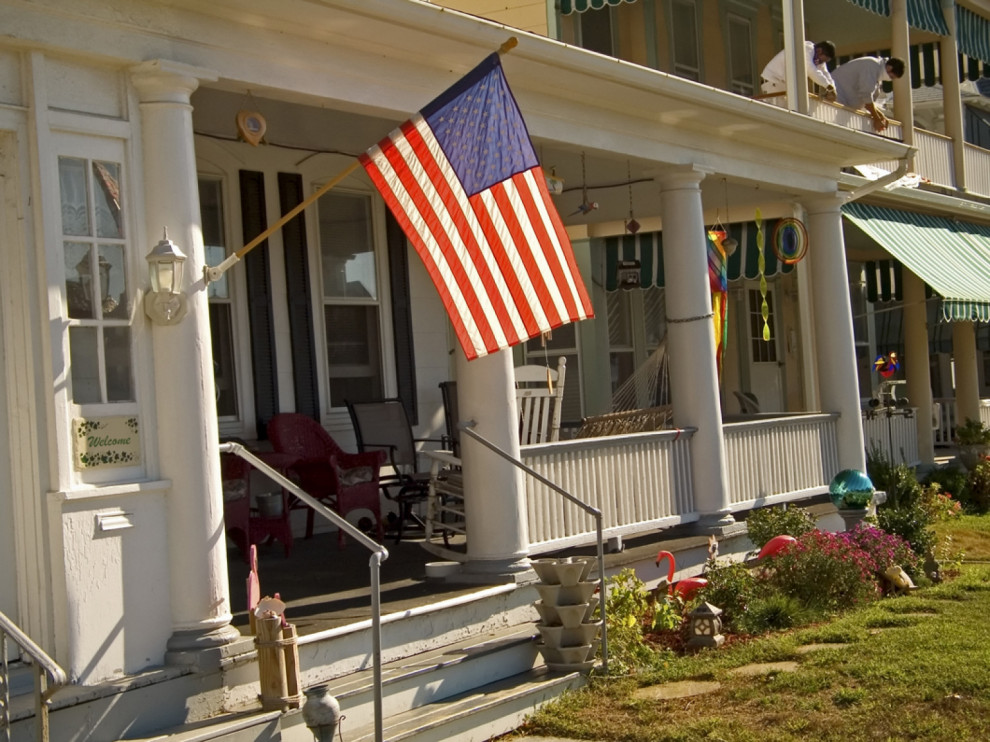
[760,40,837,102]
[832,56,906,132]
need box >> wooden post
[255,615,302,711]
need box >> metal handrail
[219,442,389,742]
[458,423,609,674]
[1,610,67,742]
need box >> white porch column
[806,195,866,472]
[130,60,240,653]
[903,271,935,464]
[940,0,967,191]
[456,348,530,577]
[891,0,916,163]
[953,321,981,423]
[657,168,734,530]
[782,0,810,115]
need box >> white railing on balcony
[723,413,840,510]
[520,429,696,553]
[914,129,956,189]
[964,143,990,199]
[862,408,920,466]
[808,98,903,140]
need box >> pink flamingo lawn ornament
[655,550,708,601]
[757,534,797,561]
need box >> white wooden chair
[515,356,566,445]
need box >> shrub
[967,458,990,513]
[955,417,990,445]
[838,523,919,576]
[872,503,936,561]
[921,465,968,504]
[736,594,811,634]
[760,529,880,612]
[745,505,817,548]
[598,568,675,673]
[918,483,962,522]
[695,557,759,628]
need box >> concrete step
[331,622,541,724]
[343,667,585,742]
[122,710,283,742]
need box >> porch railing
[862,408,920,466]
[722,413,839,510]
[964,143,990,199]
[520,428,696,553]
[219,442,388,742]
[1,610,66,742]
[914,129,956,189]
[935,398,990,445]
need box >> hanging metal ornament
[756,208,771,342]
[624,161,640,234]
[235,90,267,147]
[718,178,738,255]
[568,152,598,217]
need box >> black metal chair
[345,398,441,542]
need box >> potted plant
[954,417,990,470]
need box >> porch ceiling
[5,0,912,227]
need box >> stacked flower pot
[530,556,602,672]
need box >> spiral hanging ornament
[756,209,770,342]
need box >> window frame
[52,130,144,485]
[667,0,704,82]
[719,0,760,95]
[311,185,396,417]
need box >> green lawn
[509,520,990,742]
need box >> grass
[505,517,990,742]
[935,514,990,561]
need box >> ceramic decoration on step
[531,557,601,672]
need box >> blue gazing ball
[829,469,874,509]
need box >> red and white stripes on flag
[360,54,593,361]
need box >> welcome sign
[72,416,141,470]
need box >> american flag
[360,53,594,361]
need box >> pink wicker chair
[267,413,386,548]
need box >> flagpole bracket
[204,253,241,285]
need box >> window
[199,177,239,419]
[318,191,383,407]
[524,323,582,424]
[607,287,667,407]
[580,8,615,57]
[726,13,756,95]
[59,156,133,404]
[670,0,702,81]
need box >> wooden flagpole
[203,36,518,285]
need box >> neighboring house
[1,0,988,738]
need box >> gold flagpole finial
[498,37,518,56]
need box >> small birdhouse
[687,602,725,649]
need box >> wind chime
[624,161,640,235]
[569,152,598,217]
[755,208,771,342]
[706,179,736,376]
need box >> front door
[746,284,784,412]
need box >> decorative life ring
[771,218,809,265]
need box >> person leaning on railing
[831,55,906,132]
[760,40,837,102]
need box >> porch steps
[342,666,585,742]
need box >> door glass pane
[92,161,123,239]
[58,157,90,237]
[671,0,700,80]
[65,242,95,319]
[199,178,230,300]
[319,193,377,300]
[104,326,133,402]
[69,326,101,404]
[325,305,382,405]
[728,15,755,95]
[210,304,238,417]
[98,243,128,319]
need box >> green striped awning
[560,0,636,14]
[844,0,949,36]
[842,202,990,322]
[604,221,794,291]
[957,5,990,64]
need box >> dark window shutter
[386,211,418,424]
[278,173,320,421]
[239,170,279,438]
